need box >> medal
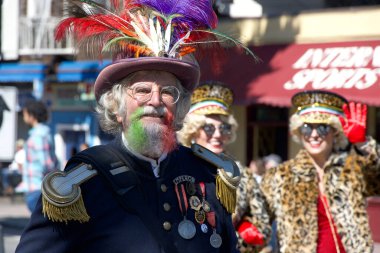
[189,196,202,211]
[202,200,211,213]
[210,230,222,248]
[175,183,196,240]
[206,211,222,248]
[178,217,196,239]
[201,223,208,233]
[198,182,212,213]
[195,209,206,224]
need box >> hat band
[298,105,344,117]
[189,101,228,114]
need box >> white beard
[124,106,177,158]
[140,123,166,157]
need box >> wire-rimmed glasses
[127,83,181,104]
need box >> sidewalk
[0,195,30,253]
[0,195,380,252]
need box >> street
[0,195,380,253]
[0,195,30,253]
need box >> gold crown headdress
[291,90,347,124]
[189,82,234,115]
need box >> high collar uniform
[16,137,238,253]
[260,137,380,253]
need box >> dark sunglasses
[299,123,331,138]
[201,123,232,137]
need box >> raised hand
[339,102,367,144]
[237,221,265,246]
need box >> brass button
[163,203,171,211]
[163,221,172,231]
[161,184,168,192]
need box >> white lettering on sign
[284,68,380,90]
[285,45,380,90]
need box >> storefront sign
[200,40,380,106]
[284,46,380,90]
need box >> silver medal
[201,223,208,233]
[178,218,196,239]
[210,230,222,248]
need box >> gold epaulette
[191,144,240,213]
[41,163,97,223]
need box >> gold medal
[202,200,211,213]
[195,209,206,224]
[189,196,202,211]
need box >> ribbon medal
[206,211,222,248]
[174,181,196,240]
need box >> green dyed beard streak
[126,108,147,148]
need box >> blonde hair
[177,113,238,147]
[289,113,349,151]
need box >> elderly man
[16,1,240,253]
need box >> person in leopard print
[260,90,380,253]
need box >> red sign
[200,40,380,106]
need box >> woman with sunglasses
[260,90,380,253]
[177,82,271,252]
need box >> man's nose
[147,89,161,106]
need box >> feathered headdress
[55,0,255,60]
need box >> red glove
[339,102,367,143]
[237,221,264,246]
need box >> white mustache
[142,106,167,117]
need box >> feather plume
[56,0,255,61]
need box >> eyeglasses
[127,83,180,104]
[201,123,232,137]
[299,123,331,138]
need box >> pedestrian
[262,154,282,253]
[248,158,265,185]
[260,90,380,253]
[262,154,282,171]
[16,0,244,252]
[1,139,25,196]
[177,82,271,253]
[79,142,89,152]
[19,100,58,212]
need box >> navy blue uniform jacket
[16,137,238,253]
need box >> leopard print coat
[260,138,380,253]
[234,166,272,253]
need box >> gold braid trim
[41,164,97,224]
[216,169,239,213]
[42,195,90,224]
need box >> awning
[0,62,47,82]
[200,40,380,107]
[57,60,111,82]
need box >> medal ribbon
[206,211,216,229]
[199,182,206,199]
[175,184,188,216]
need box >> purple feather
[135,0,217,30]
